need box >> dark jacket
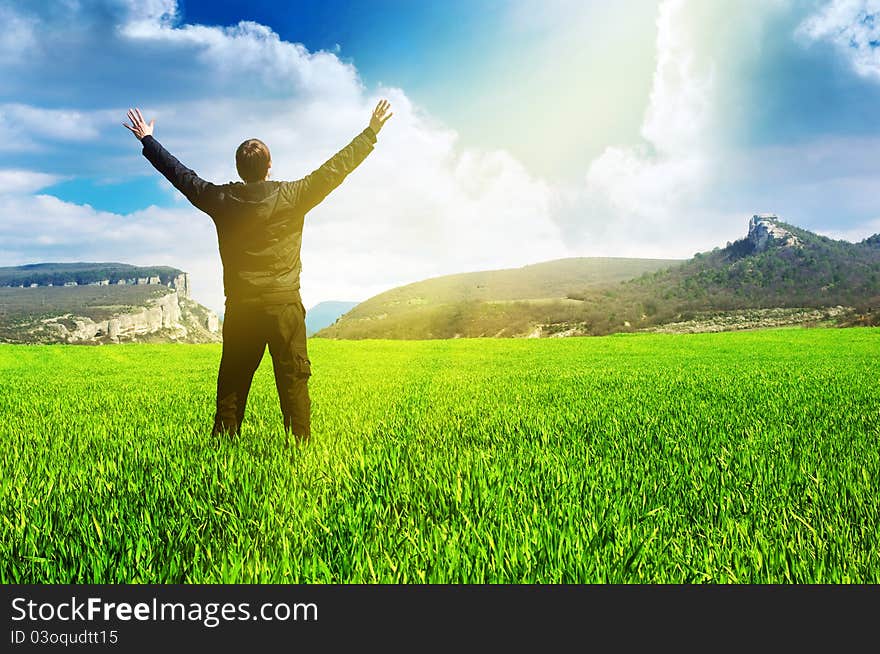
[141,127,377,304]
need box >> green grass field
[1,328,878,583]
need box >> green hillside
[318,217,880,339]
[317,257,680,339]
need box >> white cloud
[640,0,715,157]
[0,169,61,194]
[799,0,880,79]
[0,104,105,147]
[550,0,729,257]
[121,19,360,100]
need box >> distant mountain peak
[305,300,359,336]
[747,214,801,252]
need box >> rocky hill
[317,215,880,339]
[0,263,220,344]
[611,215,880,323]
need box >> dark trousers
[212,300,311,439]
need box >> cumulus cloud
[799,0,880,79]
[0,169,61,195]
[121,19,361,101]
[0,104,106,148]
[550,0,728,257]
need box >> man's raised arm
[290,99,393,213]
[123,107,216,213]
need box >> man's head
[235,138,271,183]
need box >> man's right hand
[369,99,393,135]
[123,107,155,141]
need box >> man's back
[140,125,377,305]
[206,180,301,305]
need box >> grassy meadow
[1,328,878,583]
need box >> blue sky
[0,0,878,311]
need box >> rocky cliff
[747,214,801,252]
[19,289,220,344]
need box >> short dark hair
[235,139,271,183]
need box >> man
[123,100,393,441]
